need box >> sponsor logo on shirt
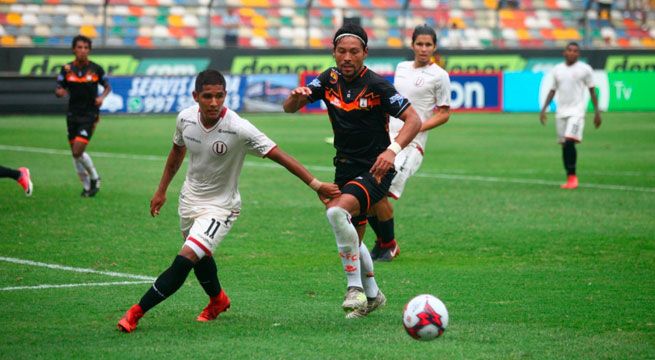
[184,135,201,144]
[218,129,237,135]
[389,93,405,106]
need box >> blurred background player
[540,42,602,190]
[117,70,339,333]
[283,23,421,318]
[0,166,33,196]
[55,35,111,197]
[367,24,451,262]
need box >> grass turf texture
[0,112,653,359]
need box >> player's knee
[326,206,349,227]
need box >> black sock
[562,140,577,176]
[367,216,382,240]
[377,218,395,244]
[194,256,221,298]
[0,166,20,180]
[139,255,195,313]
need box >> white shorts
[556,115,585,143]
[179,203,240,258]
[388,143,424,199]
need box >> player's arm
[150,143,186,217]
[539,89,556,125]
[265,146,340,204]
[370,105,421,180]
[55,66,68,98]
[283,87,312,113]
[589,87,602,128]
[96,77,112,107]
[421,106,450,132]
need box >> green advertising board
[20,55,140,76]
[135,58,210,75]
[608,72,655,111]
[231,55,334,74]
[605,55,655,72]
[444,55,527,72]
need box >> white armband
[309,178,322,191]
[387,141,402,155]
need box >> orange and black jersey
[307,66,411,167]
[56,61,109,116]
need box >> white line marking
[0,281,152,292]
[0,257,156,281]
[1,144,654,193]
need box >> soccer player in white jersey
[368,25,451,261]
[540,42,602,190]
[117,70,340,333]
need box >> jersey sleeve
[56,65,68,88]
[435,70,451,108]
[173,113,185,146]
[583,65,595,88]
[306,69,331,103]
[239,118,277,157]
[98,66,110,88]
[378,78,411,118]
[550,67,559,91]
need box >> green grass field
[1,112,654,359]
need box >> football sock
[138,255,195,313]
[79,152,99,180]
[194,255,221,298]
[376,218,395,244]
[358,243,379,298]
[73,158,90,190]
[326,207,363,289]
[0,166,20,180]
[367,216,382,241]
[563,140,577,176]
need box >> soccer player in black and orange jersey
[55,35,111,197]
[283,23,422,318]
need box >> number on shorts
[204,218,220,238]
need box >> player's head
[332,23,368,80]
[563,42,580,65]
[193,69,227,120]
[411,25,437,66]
[71,35,92,61]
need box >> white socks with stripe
[73,158,90,191]
[78,152,99,180]
[326,206,362,289]
[359,243,379,298]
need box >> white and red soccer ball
[402,294,449,341]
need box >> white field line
[0,281,152,292]
[1,144,654,193]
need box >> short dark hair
[195,69,226,93]
[333,22,368,49]
[412,24,437,45]
[71,35,92,50]
[566,41,580,49]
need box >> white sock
[359,243,379,298]
[79,152,99,180]
[73,158,90,191]
[326,207,362,289]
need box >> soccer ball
[402,294,449,341]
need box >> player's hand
[55,87,67,98]
[317,182,341,204]
[95,96,104,107]
[594,112,602,129]
[290,86,312,98]
[150,191,166,217]
[539,112,547,125]
[370,150,395,183]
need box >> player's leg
[559,116,584,189]
[189,211,238,322]
[346,241,386,318]
[67,119,90,194]
[71,116,101,197]
[0,166,32,196]
[117,246,199,333]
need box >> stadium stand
[0,0,653,48]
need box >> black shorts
[335,164,396,225]
[67,113,99,143]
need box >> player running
[117,70,340,333]
[368,24,451,261]
[55,35,110,197]
[283,23,422,318]
[540,42,602,189]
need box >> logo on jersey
[359,98,368,108]
[389,93,406,106]
[212,141,228,155]
[324,88,381,112]
[329,70,339,84]
[415,77,425,87]
[308,78,322,88]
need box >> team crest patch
[329,70,339,84]
[212,141,228,155]
[359,98,368,108]
[415,77,424,87]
